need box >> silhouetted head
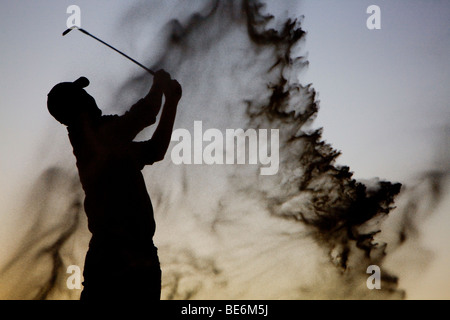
[47,77,102,126]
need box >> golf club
[62,27,155,75]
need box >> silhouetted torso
[69,114,156,242]
[69,107,161,301]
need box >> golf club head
[62,28,77,36]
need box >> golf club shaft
[63,28,155,75]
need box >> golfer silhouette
[47,70,181,300]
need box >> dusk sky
[0,1,449,299]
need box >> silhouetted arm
[116,72,168,141]
[132,79,182,165]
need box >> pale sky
[0,0,449,299]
